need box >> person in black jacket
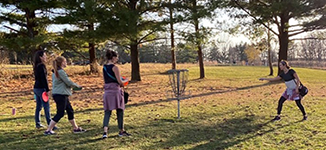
[33,50,57,129]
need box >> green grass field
[1,64,326,150]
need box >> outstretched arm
[259,76,282,82]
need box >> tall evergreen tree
[54,0,110,73]
[176,0,222,79]
[0,0,61,63]
[98,0,168,81]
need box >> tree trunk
[89,42,98,73]
[130,43,141,81]
[197,45,205,78]
[267,22,273,76]
[24,8,37,60]
[268,48,273,76]
[277,16,289,75]
[193,0,205,78]
[88,23,98,73]
[128,0,141,81]
[25,9,36,39]
[169,0,176,70]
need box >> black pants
[277,96,306,116]
[103,109,124,130]
[52,94,74,123]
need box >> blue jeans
[33,88,51,127]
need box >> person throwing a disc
[102,50,130,139]
[33,50,55,129]
[259,60,307,121]
[44,56,86,135]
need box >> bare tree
[298,33,325,61]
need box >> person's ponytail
[53,60,59,78]
[52,56,65,78]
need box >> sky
[0,4,314,51]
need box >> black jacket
[34,63,50,92]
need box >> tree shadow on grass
[144,115,301,150]
[0,81,282,123]
[190,81,282,99]
[0,115,34,123]
[189,119,302,150]
[0,127,104,149]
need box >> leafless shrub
[289,60,326,69]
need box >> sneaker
[102,132,108,139]
[44,130,56,135]
[303,116,308,121]
[73,127,86,134]
[36,124,45,129]
[53,126,59,130]
[272,116,281,121]
[118,131,131,137]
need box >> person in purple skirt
[102,50,130,139]
[259,60,307,121]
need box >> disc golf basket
[167,69,191,119]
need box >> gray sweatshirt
[52,69,79,96]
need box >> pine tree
[0,0,61,63]
[53,0,111,73]
[176,0,222,79]
[98,0,169,81]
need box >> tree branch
[0,16,27,28]
[3,25,26,35]
[109,40,130,50]
[289,30,306,37]
[289,24,304,28]
[121,34,131,41]
[256,0,269,7]
[71,48,88,59]
[272,15,280,29]
[140,37,168,44]
[288,28,304,33]
[44,10,68,16]
[291,37,326,41]
[140,6,163,15]
[138,30,156,44]
[232,0,279,36]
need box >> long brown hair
[33,50,45,75]
[53,56,66,78]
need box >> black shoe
[73,127,86,134]
[44,130,56,135]
[36,124,44,129]
[272,116,281,121]
[118,131,131,137]
[53,126,59,130]
[102,132,108,139]
[303,116,307,121]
